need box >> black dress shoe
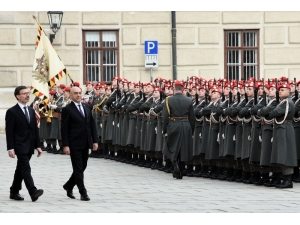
[10,193,24,201]
[63,185,75,199]
[80,194,90,201]
[31,189,44,202]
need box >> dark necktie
[77,104,85,117]
[24,106,30,123]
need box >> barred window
[83,30,119,82]
[224,30,259,81]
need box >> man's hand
[93,143,98,151]
[8,150,15,158]
[63,146,70,155]
[37,148,42,157]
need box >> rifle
[275,78,279,103]
[254,77,258,105]
[262,78,266,106]
[204,81,209,106]
[159,79,163,102]
[244,77,248,102]
[116,78,121,100]
[139,81,143,99]
[221,81,225,101]
[186,76,190,97]
[229,82,232,105]
[295,77,299,101]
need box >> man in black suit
[5,86,44,202]
[61,86,99,201]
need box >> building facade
[1,11,300,131]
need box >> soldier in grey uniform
[104,77,121,159]
[126,82,142,165]
[162,80,195,179]
[203,87,222,179]
[231,83,247,182]
[290,79,300,182]
[236,81,255,183]
[139,83,154,168]
[191,84,206,177]
[267,82,297,188]
[146,87,161,169]
[49,84,65,154]
[101,86,112,158]
[247,82,265,184]
[256,82,279,186]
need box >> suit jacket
[61,101,99,150]
[5,104,40,155]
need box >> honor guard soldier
[256,82,280,186]
[83,81,95,109]
[162,80,195,179]
[267,81,297,188]
[101,86,112,158]
[139,83,154,168]
[237,80,255,183]
[191,83,206,177]
[126,82,142,165]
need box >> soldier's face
[100,87,105,94]
[164,88,169,95]
[135,86,140,93]
[297,85,300,92]
[258,86,264,96]
[112,79,117,86]
[123,83,128,91]
[191,88,196,96]
[268,87,276,97]
[129,83,134,91]
[239,88,245,95]
[232,87,238,96]
[290,84,295,93]
[279,88,290,98]
[86,84,93,92]
[147,86,154,93]
[168,89,173,95]
[247,87,254,97]
[223,87,230,96]
[106,89,111,96]
[96,89,101,96]
[64,91,70,98]
[153,90,160,98]
[199,89,205,97]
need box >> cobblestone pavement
[1,134,300,213]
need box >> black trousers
[65,148,89,195]
[10,152,37,195]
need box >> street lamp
[47,11,63,43]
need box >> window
[83,30,119,82]
[224,30,259,81]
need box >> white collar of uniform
[72,101,83,107]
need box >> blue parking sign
[144,41,158,54]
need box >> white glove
[49,104,57,109]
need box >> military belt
[169,116,188,121]
[103,113,109,117]
[276,119,292,124]
[149,115,157,119]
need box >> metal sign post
[144,40,158,82]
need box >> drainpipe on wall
[171,11,177,80]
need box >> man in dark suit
[5,86,44,202]
[61,86,99,201]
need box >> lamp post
[47,11,63,44]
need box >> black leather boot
[125,152,132,164]
[144,156,152,168]
[245,172,261,184]
[264,172,281,187]
[137,154,146,167]
[276,175,293,189]
[150,158,158,170]
[52,145,59,154]
[254,173,269,186]
[292,167,300,182]
[236,171,250,183]
[156,158,164,170]
[186,165,194,177]
[192,165,201,176]
[197,166,209,178]
[130,153,139,165]
[163,160,171,173]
